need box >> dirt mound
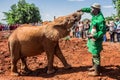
[0,31,120,80]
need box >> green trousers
[92,53,100,66]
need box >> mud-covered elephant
[8,12,83,76]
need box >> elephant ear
[44,17,69,41]
[53,17,73,36]
[52,17,69,30]
[54,17,68,26]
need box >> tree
[3,0,42,24]
[105,16,114,21]
[112,0,120,18]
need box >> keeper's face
[91,7,100,15]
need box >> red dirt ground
[0,31,120,80]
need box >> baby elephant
[8,12,82,76]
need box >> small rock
[0,70,3,74]
[0,51,4,54]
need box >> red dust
[0,31,120,80]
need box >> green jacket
[81,8,106,55]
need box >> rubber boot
[88,65,95,71]
[88,59,95,71]
[88,65,100,76]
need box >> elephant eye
[74,15,77,18]
[72,14,77,19]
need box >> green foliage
[105,16,114,21]
[3,0,42,24]
[105,13,117,22]
[112,0,120,18]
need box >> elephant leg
[43,40,59,74]
[11,56,20,76]
[21,57,31,72]
[46,50,55,74]
[55,44,71,69]
[10,43,20,76]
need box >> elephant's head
[65,11,83,29]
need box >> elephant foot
[47,69,56,74]
[64,64,72,69]
[22,69,32,75]
[24,68,31,72]
[11,72,19,76]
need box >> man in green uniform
[77,3,106,76]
